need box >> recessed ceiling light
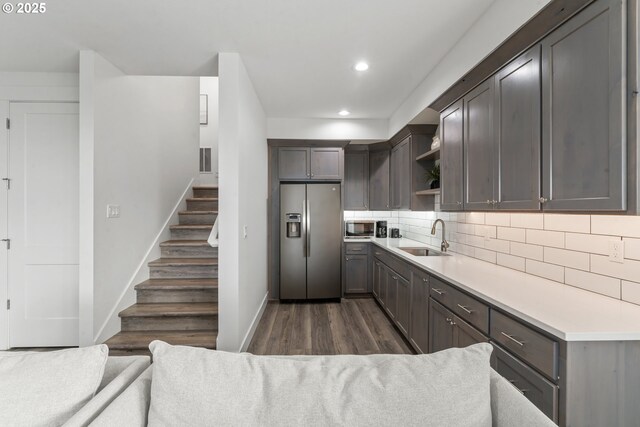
[354,61,369,71]
[338,110,350,116]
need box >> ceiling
[1,0,496,120]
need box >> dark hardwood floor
[247,298,414,355]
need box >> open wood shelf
[415,189,440,196]
[415,147,440,161]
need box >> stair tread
[148,257,218,266]
[186,197,218,201]
[119,303,218,317]
[178,210,218,215]
[105,330,217,350]
[135,278,218,290]
[170,224,213,229]
[160,240,212,247]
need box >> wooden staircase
[105,185,219,355]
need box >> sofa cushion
[0,345,109,427]
[148,340,493,427]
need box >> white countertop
[366,237,640,342]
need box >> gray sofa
[90,365,555,427]
[64,355,151,426]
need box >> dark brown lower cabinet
[344,254,368,294]
[492,344,558,422]
[395,275,411,337]
[429,298,488,353]
[372,260,386,305]
[409,270,430,354]
[385,268,398,320]
[429,299,455,353]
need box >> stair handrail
[208,215,219,247]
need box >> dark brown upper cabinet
[390,137,412,209]
[344,150,369,210]
[463,45,542,212]
[369,149,390,210]
[440,0,626,213]
[278,147,310,180]
[464,80,495,211]
[494,45,541,211]
[440,100,464,211]
[541,0,625,211]
[278,147,342,181]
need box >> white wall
[389,0,551,136]
[199,77,219,185]
[0,72,78,101]
[79,51,200,345]
[267,117,389,141]
[217,52,268,352]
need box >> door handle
[501,332,525,347]
[306,199,311,257]
[457,304,473,315]
[302,200,307,258]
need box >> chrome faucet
[431,219,449,253]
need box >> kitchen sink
[399,247,448,257]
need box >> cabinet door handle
[486,200,492,205]
[392,276,398,280]
[432,288,445,295]
[501,332,525,347]
[346,257,349,261]
[508,380,528,395]
[422,278,428,283]
[538,197,548,204]
[456,304,473,315]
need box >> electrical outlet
[243,225,248,239]
[609,240,624,263]
[107,204,120,219]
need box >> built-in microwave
[344,220,375,239]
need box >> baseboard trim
[238,292,269,352]
[93,178,195,344]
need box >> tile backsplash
[345,197,640,307]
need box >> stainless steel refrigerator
[280,183,341,300]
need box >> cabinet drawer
[490,310,558,380]
[372,248,410,281]
[346,243,368,254]
[429,277,489,334]
[492,344,558,422]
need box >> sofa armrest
[89,365,153,427]
[490,369,555,427]
[64,356,150,427]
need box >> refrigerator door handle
[302,200,307,258]
[306,199,311,257]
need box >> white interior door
[0,101,8,350]
[8,102,79,347]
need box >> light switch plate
[107,204,120,219]
[609,240,624,263]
